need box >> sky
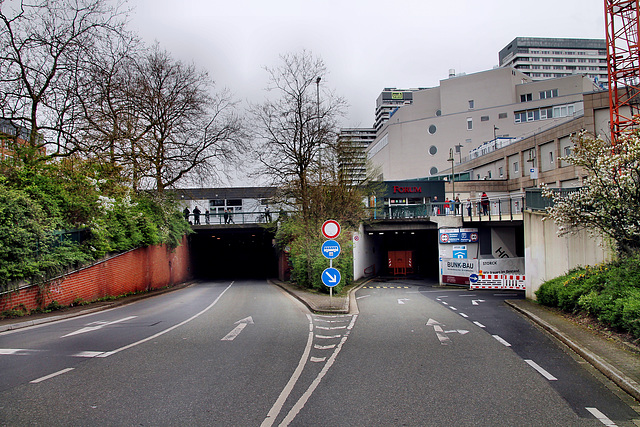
[127,0,606,184]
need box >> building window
[428,124,437,134]
[550,152,554,163]
[564,146,572,157]
[467,118,473,130]
[498,112,508,119]
[469,100,475,109]
[429,167,438,176]
[481,116,489,122]
[499,167,504,177]
[488,171,492,179]
[520,93,532,102]
[429,145,437,155]
[514,161,519,173]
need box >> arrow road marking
[221,316,254,341]
[397,298,410,305]
[61,316,137,338]
[471,299,485,305]
[428,319,469,345]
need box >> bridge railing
[186,210,285,226]
[368,193,526,222]
[525,188,580,211]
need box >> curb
[505,300,640,403]
[270,278,372,315]
[0,281,195,333]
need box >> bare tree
[132,46,246,193]
[251,51,346,221]
[0,0,128,162]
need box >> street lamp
[448,147,455,205]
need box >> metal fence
[525,188,580,211]
[186,210,284,226]
[368,193,526,222]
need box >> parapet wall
[0,237,191,312]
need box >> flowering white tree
[542,130,640,256]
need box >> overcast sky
[127,0,606,186]
[128,0,605,128]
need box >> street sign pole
[320,221,341,308]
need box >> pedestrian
[205,209,210,224]
[223,209,229,224]
[265,205,271,222]
[192,206,201,225]
[183,206,190,222]
[465,198,472,217]
[481,192,489,216]
[455,195,461,215]
[444,197,451,215]
[432,196,439,216]
[228,209,234,224]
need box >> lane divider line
[97,282,234,358]
[30,368,74,384]
[525,359,558,381]
[586,407,617,427]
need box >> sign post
[320,220,341,306]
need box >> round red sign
[321,220,341,239]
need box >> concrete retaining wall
[524,211,612,299]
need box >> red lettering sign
[393,186,422,194]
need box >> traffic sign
[322,267,341,287]
[321,240,341,259]
[321,220,341,239]
[469,273,479,283]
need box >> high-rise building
[499,37,608,89]
[337,128,377,185]
[374,88,427,131]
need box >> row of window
[514,104,576,123]
[520,88,558,103]
[526,57,603,63]
[528,50,603,56]
[477,146,573,180]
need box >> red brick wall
[0,237,191,312]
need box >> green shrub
[536,256,640,338]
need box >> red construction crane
[605,0,640,144]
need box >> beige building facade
[367,68,599,182]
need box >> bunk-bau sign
[321,220,341,288]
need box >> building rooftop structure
[499,37,608,89]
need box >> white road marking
[61,316,137,338]
[261,314,315,427]
[397,298,410,304]
[221,323,247,341]
[586,407,617,426]
[441,301,449,305]
[30,368,74,384]
[525,359,557,381]
[356,294,370,300]
[459,313,469,318]
[459,294,477,297]
[315,334,341,339]
[73,351,105,358]
[315,326,346,330]
[473,321,486,328]
[492,335,511,347]
[0,348,39,355]
[314,344,336,350]
[449,306,458,311]
[471,299,485,306]
[436,333,451,345]
[97,282,234,358]
[310,357,326,363]
[278,316,358,426]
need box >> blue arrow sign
[322,267,341,287]
[469,273,479,283]
[321,240,341,259]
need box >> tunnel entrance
[367,229,440,279]
[189,226,278,280]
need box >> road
[0,279,638,426]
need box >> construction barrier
[470,274,526,290]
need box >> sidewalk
[506,299,640,403]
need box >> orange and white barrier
[470,274,526,290]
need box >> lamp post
[316,76,321,178]
[448,147,455,205]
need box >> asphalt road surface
[0,279,638,426]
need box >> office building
[499,37,608,89]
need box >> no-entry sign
[321,220,341,239]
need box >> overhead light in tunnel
[378,232,384,235]
[368,233,373,235]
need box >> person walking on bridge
[193,206,201,225]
